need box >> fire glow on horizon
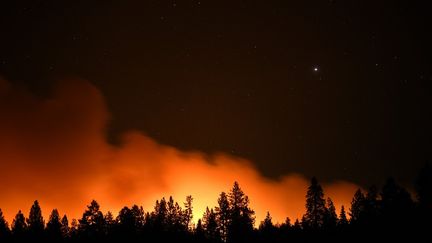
[0,78,358,225]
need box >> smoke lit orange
[0,78,358,225]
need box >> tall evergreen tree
[350,189,366,223]
[152,198,168,231]
[183,195,193,230]
[302,177,327,230]
[202,207,220,242]
[324,197,337,228]
[0,209,11,239]
[60,215,69,238]
[338,206,348,226]
[166,196,182,231]
[227,181,255,243]
[216,191,230,242]
[46,209,62,240]
[27,200,44,236]
[12,210,27,237]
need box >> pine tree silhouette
[227,181,255,243]
[46,209,62,240]
[183,195,193,230]
[302,177,327,230]
[60,215,69,238]
[338,206,348,226]
[12,210,27,239]
[216,192,230,242]
[349,189,365,223]
[202,207,219,242]
[0,209,11,240]
[27,200,44,238]
[0,175,429,242]
[324,198,337,229]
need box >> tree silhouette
[46,209,62,240]
[302,177,327,230]
[131,205,145,231]
[167,196,183,232]
[103,211,115,236]
[324,197,337,229]
[259,212,273,229]
[216,191,230,242]
[0,176,429,242]
[0,209,11,240]
[338,206,348,226]
[202,207,219,242]
[78,200,105,239]
[27,200,44,237]
[60,215,69,238]
[12,210,27,238]
[258,212,277,242]
[293,219,302,231]
[259,211,276,237]
[349,189,365,223]
[152,198,168,232]
[183,195,193,230]
[195,219,206,242]
[116,205,144,236]
[69,218,78,238]
[227,181,255,243]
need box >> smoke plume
[0,78,359,225]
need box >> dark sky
[0,0,431,187]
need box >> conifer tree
[79,200,105,237]
[216,191,230,241]
[350,189,366,223]
[338,206,348,226]
[0,209,11,239]
[302,177,327,230]
[12,210,27,237]
[324,197,337,228]
[27,200,44,236]
[202,207,219,241]
[227,181,255,243]
[46,209,62,240]
[61,215,69,238]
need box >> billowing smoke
[0,78,359,225]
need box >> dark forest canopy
[0,165,431,243]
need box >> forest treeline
[0,165,431,243]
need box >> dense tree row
[0,165,431,243]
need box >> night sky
[1,0,431,188]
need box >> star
[313,66,319,72]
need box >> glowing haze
[0,78,359,225]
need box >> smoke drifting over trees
[0,78,358,223]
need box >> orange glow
[0,78,359,225]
